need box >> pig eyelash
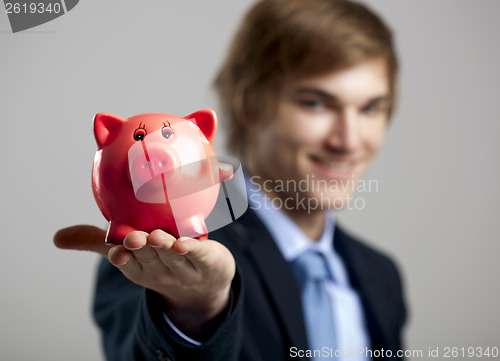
[133,123,147,141]
[161,122,174,140]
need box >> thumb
[54,225,112,258]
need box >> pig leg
[218,162,233,182]
[175,214,208,239]
[106,221,137,244]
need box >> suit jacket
[93,208,407,361]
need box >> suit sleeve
[92,258,243,361]
[385,256,407,352]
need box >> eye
[133,127,147,141]
[301,100,326,110]
[362,104,385,116]
[292,96,331,112]
[161,125,174,139]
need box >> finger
[147,230,187,267]
[123,231,159,265]
[108,245,141,274]
[108,245,132,265]
[123,231,149,250]
[54,225,111,258]
[172,237,216,268]
[148,231,195,271]
[147,229,176,249]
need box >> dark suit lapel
[334,226,393,350]
[234,209,310,353]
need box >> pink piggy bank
[92,109,233,244]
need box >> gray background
[1,1,499,360]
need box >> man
[55,0,406,360]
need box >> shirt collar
[245,175,336,262]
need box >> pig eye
[161,124,174,139]
[133,125,147,141]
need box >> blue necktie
[292,250,336,358]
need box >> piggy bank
[92,109,233,244]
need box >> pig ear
[93,113,126,148]
[184,109,217,143]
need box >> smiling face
[245,57,390,213]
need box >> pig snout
[129,144,181,190]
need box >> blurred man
[55,0,406,360]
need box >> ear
[184,109,218,143]
[93,113,126,148]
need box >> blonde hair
[215,0,398,157]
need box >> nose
[325,108,360,152]
[146,149,174,174]
[129,144,180,186]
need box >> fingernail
[111,261,128,266]
[174,251,188,256]
[151,245,163,249]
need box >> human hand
[54,225,236,338]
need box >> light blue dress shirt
[247,179,371,360]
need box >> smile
[309,155,355,169]
[316,158,351,169]
[308,154,358,178]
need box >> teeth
[318,159,350,169]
